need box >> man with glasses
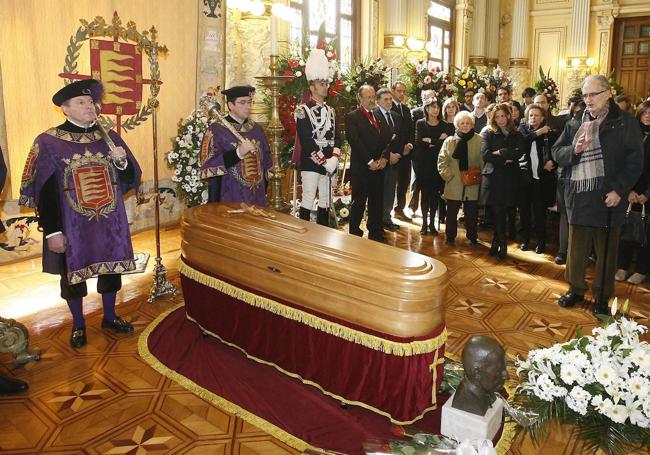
[552,75,643,316]
[200,85,272,205]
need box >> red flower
[283,70,293,77]
[391,425,405,438]
[288,59,299,69]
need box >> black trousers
[420,178,444,230]
[394,157,412,212]
[446,200,478,241]
[518,179,547,242]
[60,274,122,300]
[491,204,508,242]
[349,169,385,239]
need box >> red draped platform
[139,304,514,454]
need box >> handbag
[621,203,647,246]
[460,166,482,186]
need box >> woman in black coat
[517,104,559,254]
[479,103,524,259]
[615,100,650,285]
[414,97,454,235]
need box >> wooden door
[613,17,650,103]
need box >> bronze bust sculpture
[452,335,508,416]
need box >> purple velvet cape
[199,119,272,206]
[19,127,142,285]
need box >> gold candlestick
[256,54,292,212]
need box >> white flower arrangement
[513,299,650,454]
[167,93,218,207]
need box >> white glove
[324,156,339,174]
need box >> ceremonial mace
[147,45,177,302]
[256,55,291,212]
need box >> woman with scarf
[414,96,454,235]
[615,100,650,285]
[517,103,559,254]
[479,103,525,259]
[437,111,483,246]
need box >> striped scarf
[570,108,607,193]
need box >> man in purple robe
[19,79,142,348]
[200,85,272,206]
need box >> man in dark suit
[391,81,414,221]
[345,85,392,242]
[375,87,401,231]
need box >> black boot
[317,207,330,227]
[497,241,507,260]
[489,240,499,257]
[299,207,311,221]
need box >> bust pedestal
[440,392,503,441]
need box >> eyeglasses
[582,89,607,100]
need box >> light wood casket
[179,203,448,423]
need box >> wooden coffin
[179,203,449,423]
[180,203,447,338]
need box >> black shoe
[394,210,411,222]
[554,253,567,265]
[101,317,134,333]
[70,327,87,348]
[298,207,311,221]
[384,222,400,231]
[558,292,584,308]
[519,241,530,251]
[369,235,387,244]
[489,241,499,257]
[0,374,28,395]
[429,226,438,236]
[497,241,507,260]
[420,226,428,235]
[468,239,478,247]
[592,300,610,317]
[316,207,329,226]
[445,238,455,246]
[535,242,546,254]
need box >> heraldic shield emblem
[64,151,117,221]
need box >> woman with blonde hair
[479,103,524,259]
[442,98,461,125]
[437,111,484,246]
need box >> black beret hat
[52,79,104,106]
[221,85,256,102]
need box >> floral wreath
[402,61,453,108]
[452,66,485,97]
[166,91,220,207]
[533,66,560,110]
[483,65,514,97]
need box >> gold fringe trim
[178,258,447,357]
[138,304,310,452]
[187,313,438,426]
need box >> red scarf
[360,105,380,130]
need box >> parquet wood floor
[1,217,649,454]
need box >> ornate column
[238,10,272,121]
[382,0,409,70]
[469,0,487,70]
[454,0,473,69]
[508,0,530,99]
[596,4,620,77]
[197,0,227,100]
[405,0,428,66]
[485,0,500,68]
[565,0,591,97]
